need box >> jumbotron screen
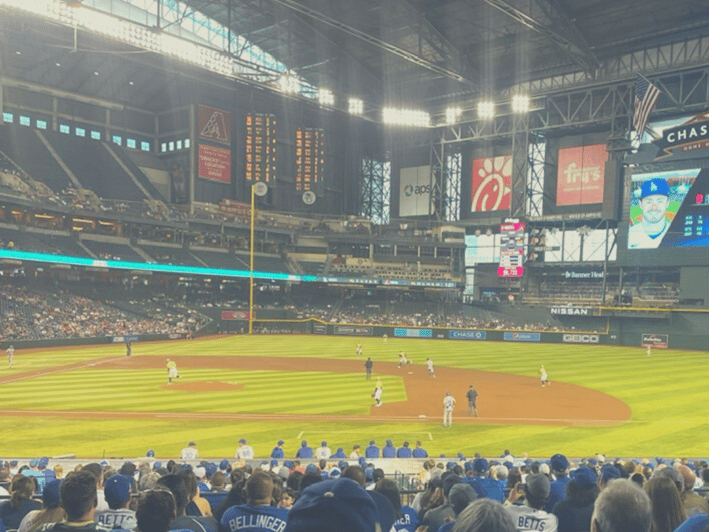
[627,167,709,249]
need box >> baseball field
[0,334,706,460]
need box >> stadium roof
[1,0,708,116]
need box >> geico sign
[403,184,431,197]
[562,334,599,344]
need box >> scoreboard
[498,221,525,277]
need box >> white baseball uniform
[443,394,456,427]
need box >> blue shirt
[545,476,571,513]
[365,445,380,458]
[382,445,396,458]
[394,506,419,532]
[465,476,505,502]
[296,446,313,459]
[412,448,428,458]
[219,504,288,532]
[270,447,284,459]
[397,447,413,458]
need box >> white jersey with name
[95,508,138,531]
[180,447,198,460]
[505,505,558,532]
[315,446,332,459]
[235,445,254,459]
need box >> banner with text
[400,165,432,217]
[199,144,232,183]
[556,143,607,205]
[641,333,669,348]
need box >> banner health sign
[395,328,433,338]
[449,330,487,340]
[503,332,541,342]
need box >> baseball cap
[472,458,489,473]
[283,461,294,470]
[153,461,162,470]
[446,461,456,470]
[386,440,392,445]
[448,483,477,515]
[641,178,670,199]
[188,441,196,447]
[369,440,375,445]
[205,463,217,478]
[146,449,155,457]
[277,440,284,445]
[525,474,551,500]
[285,478,378,532]
[194,467,206,479]
[464,461,474,472]
[600,464,622,484]
[38,457,49,469]
[219,459,230,470]
[550,454,569,472]
[570,466,598,488]
[322,441,328,447]
[104,475,132,508]
[301,440,308,447]
[369,490,396,532]
[239,439,247,444]
[42,479,62,507]
[329,468,341,478]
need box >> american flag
[633,75,661,135]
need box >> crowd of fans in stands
[0,448,707,532]
[0,285,207,341]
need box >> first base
[419,414,427,418]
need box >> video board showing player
[627,167,709,249]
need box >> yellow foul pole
[249,184,255,334]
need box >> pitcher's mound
[163,381,244,391]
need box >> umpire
[466,385,478,417]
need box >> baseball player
[443,392,456,427]
[466,385,478,417]
[426,358,436,378]
[382,334,388,344]
[647,345,652,356]
[373,382,383,407]
[167,359,179,383]
[539,365,550,387]
[235,438,254,459]
[398,352,410,368]
[6,345,14,368]
[180,441,198,460]
[125,341,132,357]
[355,344,363,357]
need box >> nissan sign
[551,307,592,316]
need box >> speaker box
[602,159,623,221]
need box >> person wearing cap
[437,482,478,532]
[382,440,396,458]
[219,471,287,532]
[545,454,571,513]
[372,380,383,407]
[166,358,179,384]
[270,440,285,459]
[95,474,137,530]
[295,440,313,459]
[285,477,380,532]
[598,464,621,491]
[365,440,380,459]
[396,441,412,459]
[364,357,373,380]
[504,473,558,531]
[6,344,14,368]
[539,365,550,388]
[349,445,361,460]
[180,441,199,460]
[235,439,254,460]
[628,177,672,249]
[443,392,456,428]
[465,458,505,502]
[552,467,599,532]
[314,441,331,460]
[331,447,347,459]
[466,385,478,417]
[412,441,428,459]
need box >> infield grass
[0,335,707,459]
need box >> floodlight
[477,101,495,119]
[512,95,530,113]
[445,107,461,125]
[382,107,430,127]
[278,75,299,94]
[318,88,335,106]
[348,98,364,115]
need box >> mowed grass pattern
[0,335,707,459]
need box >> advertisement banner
[399,165,432,217]
[564,270,605,280]
[221,310,250,320]
[198,144,232,183]
[312,324,328,335]
[556,144,607,205]
[198,105,231,145]
[394,328,433,338]
[112,335,140,343]
[562,334,600,343]
[551,307,593,316]
[503,332,541,342]
[641,333,669,348]
[334,326,373,336]
[471,155,512,212]
[449,330,487,340]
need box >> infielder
[398,352,410,368]
[426,358,436,378]
[443,392,456,427]
[355,344,363,357]
[167,359,179,383]
[6,345,13,368]
[466,385,478,417]
[373,381,383,407]
[539,365,550,387]
[364,357,373,380]
[382,334,388,344]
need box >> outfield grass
[0,335,707,460]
